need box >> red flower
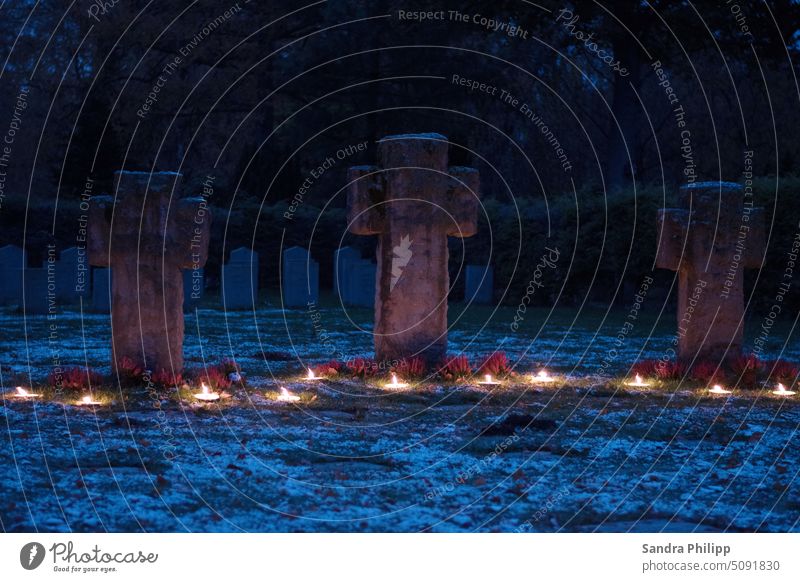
[314,360,343,376]
[652,359,687,380]
[346,357,380,378]
[117,356,144,383]
[48,366,103,390]
[691,360,724,383]
[150,368,183,389]
[436,354,473,380]
[764,359,799,383]
[730,353,761,375]
[630,360,660,378]
[476,352,511,377]
[193,366,232,390]
[392,357,427,379]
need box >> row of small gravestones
[0,243,494,313]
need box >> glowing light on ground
[772,383,796,396]
[708,384,732,395]
[477,374,501,386]
[305,368,323,381]
[277,387,301,402]
[625,374,651,387]
[194,382,220,402]
[384,373,409,390]
[77,394,102,406]
[531,370,555,383]
[13,386,41,399]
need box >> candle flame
[82,395,92,404]
[625,374,651,387]
[307,368,315,380]
[772,383,795,396]
[278,387,300,402]
[194,383,220,401]
[385,373,408,389]
[478,373,500,385]
[532,370,555,383]
[16,386,28,396]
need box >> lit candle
[77,394,102,406]
[13,386,41,399]
[772,383,796,396]
[625,374,650,387]
[194,382,220,402]
[478,373,500,386]
[306,368,322,381]
[385,373,409,389]
[708,384,732,395]
[532,370,555,383]
[277,387,300,402]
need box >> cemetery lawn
[1,299,799,532]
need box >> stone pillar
[347,133,479,365]
[657,181,765,360]
[88,171,211,374]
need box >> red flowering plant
[435,354,473,381]
[345,357,380,378]
[48,366,104,391]
[116,356,144,386]
[763,359,799,385]
[630,360,660,379]
[193,365,233,391]
[150,368,183,389]
[475,352,511,378]
[690,360,725,385]
[313,360,344,377]
[729,353,761,388]
[391,357,427,380]
[653,359,688,380]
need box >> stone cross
[89,171,211,375]
[347,133,479,365]
[657,181,764,361]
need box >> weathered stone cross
[657,181,764,361]
[89,171,211,375]
[347,133,479,365]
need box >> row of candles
[10,387,103,404]
[9,383,300,405]
[322,369,797,397]
[7,370,796,404]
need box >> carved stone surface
[88,171,211,374]
[657,181,764,361]
[347,133,479,365]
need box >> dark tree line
[0,1,798,309]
